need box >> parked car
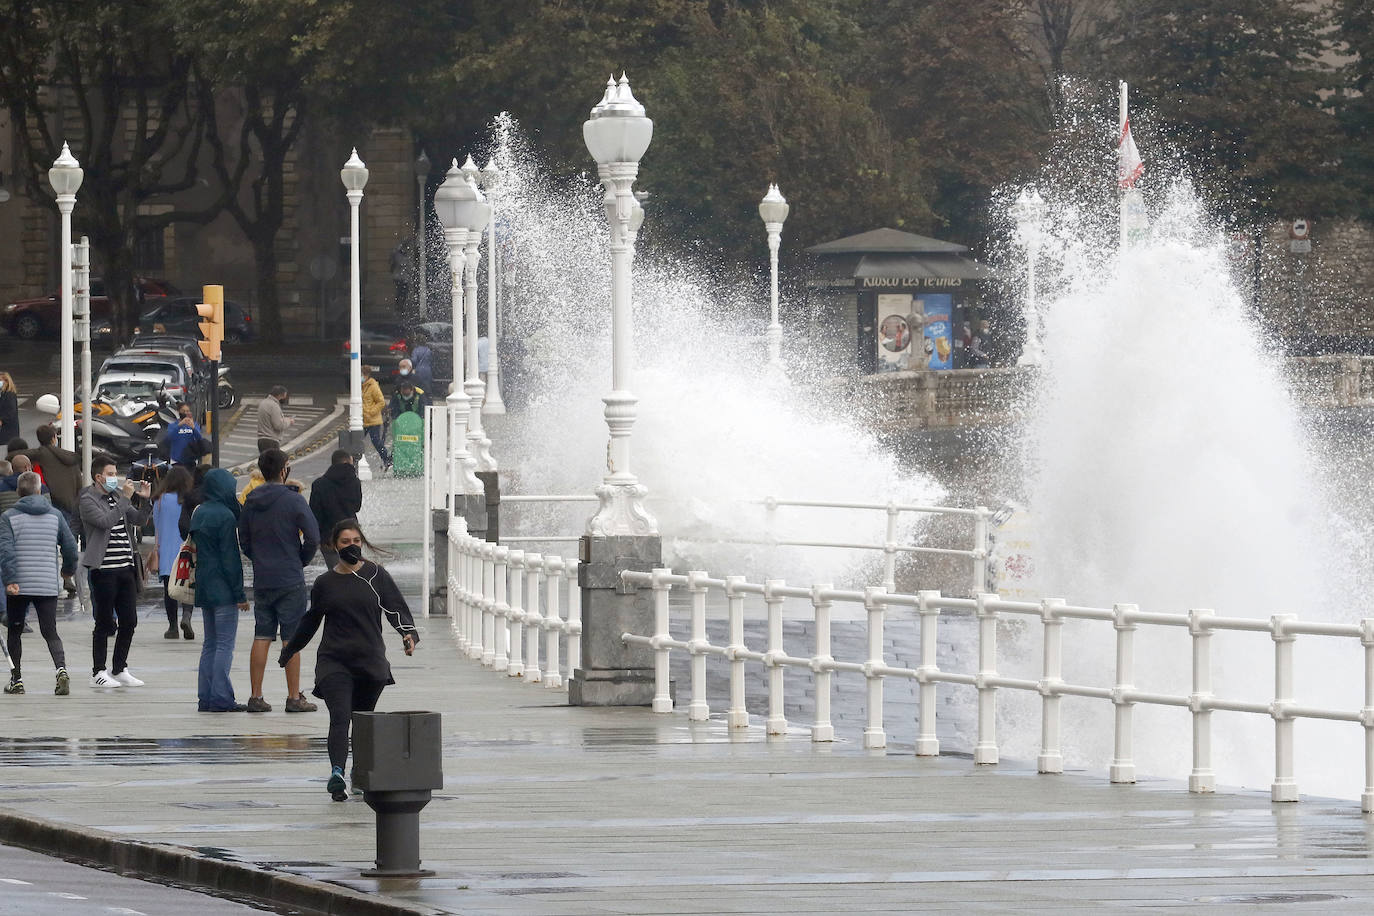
[98,350,210,421]
[343,320,411,372]
[3,277,178,340]
[138,296,255,342]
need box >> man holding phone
[79,456,153,689]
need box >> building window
[133,226,165,271]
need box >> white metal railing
[420,404,451,619]
[617,568,1374,813]
[445,516,582,688]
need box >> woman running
[278,520,418,801]
[152,465,195,639]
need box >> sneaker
[285,693,317,713]
[90,671,122,689]
[246,696,272,712]
[181,621,195,640]
[327,769,348,802]
[54,669,69,696]
[112,670,145,687]
[205,703,249,712]
[163,626,178,639]
[4,676,23,695]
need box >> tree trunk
[251,228,282,339]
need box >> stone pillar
[570,534,661,706]
[476,470,500,543]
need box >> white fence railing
[446,517,581,688]
[617,568,1374,813]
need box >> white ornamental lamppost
[432,159,485,498]
[479,158,506,415]
[48,142,83,451]
[582,74,656,536]
[1014,188,1047,368]
[340,149,372,479]
[459,156,496,470]
[758,183,789,371]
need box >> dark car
[136,296,254,342]
[344,320,411,372]
[2,277,178,340]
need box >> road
[0,841,273,915]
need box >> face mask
[399,369,411,376]
[338,544,363,564]
[102,476,120,492]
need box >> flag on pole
[1118,118,1144,189]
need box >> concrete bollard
[351,710,444,878]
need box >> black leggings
[315,672,386,771]
[89,566,139,676]
[161,575,192,626]
[6,595,64,675]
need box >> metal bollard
[351,710,444,878]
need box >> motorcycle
[217,365,237,411]
[35,389,177,464]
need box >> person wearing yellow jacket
[360,364,391,472]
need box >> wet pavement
[2,478,1374,913]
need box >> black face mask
[338,544,363,565]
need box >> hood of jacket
[243,482,298,514]
[191,469,241,530]
[321,462,357,486]
[13,493,55,515]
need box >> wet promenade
[3,587,1374,915]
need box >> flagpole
[1119,80,1129,252]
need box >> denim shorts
[253,583,307,641]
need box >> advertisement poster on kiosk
[875,293,914,372]
[919,294,953,370]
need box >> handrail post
[764,578,787,735]
[915,590,941,756]
[544,558,564,689]
[477,545,493,663]
[883,503,898,593]
[972,507,990,595]
[687,570,710,722]
[446,520,461,627]
[1109,603,1138,784]
[973,592,999,764]
[506,550,525,677]
[650,568,673,713]
[811,583,835,742]
[566,571,583,688]
[491,547,510,670]
[863,586,887,750]
[1361,619,1374,813]
[1037,598,1066,774]
[524,553,543,683]
[725,575,749,728]
[1271,614,1299,803]
[453,535,469,652]
[1188,608,1215,793]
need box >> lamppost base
[587,482,657,537]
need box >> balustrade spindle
[765,578,786,735]
[1362,619,1374,813]
[1271,614,1298,802]
[651,568,673,713]
[507,550,525,677]
[725,576,748,729]
[811,584,835,742]
[544,558,563,689]
[863,586,886,750]
[1188,608,1216,793]
[915,590,941,756]
[1110,603,1138,784]
[480,547,495,666]
[1038,598,1066,774]
[524,553,543,683]
[567,572,583,687]
[687,570,710,722]
[492,547,510,669]
[974,592,999,765]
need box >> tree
[0,0,229,342]
[1334,0,1374,220]
[1097,0,1343,224]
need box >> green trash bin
[391,411,425,478]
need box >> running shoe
[4,676,23,695]
[55,669,69,696]
[112,670,145,687]
[90,670,122,688]
[327,769,348,802]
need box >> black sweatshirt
[280,561,418,690]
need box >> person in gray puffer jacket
[0,472,78,696]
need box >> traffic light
[196,284,224,360]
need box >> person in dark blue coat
[191,468,248,711]
[163,403,205,467]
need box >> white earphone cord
[351,564,418,636]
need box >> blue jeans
[198,604,238,710]
[365,424,390,465]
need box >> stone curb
[0,807,440,915]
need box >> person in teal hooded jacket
[190,468,248,711]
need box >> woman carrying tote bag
[189,468,249,712]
